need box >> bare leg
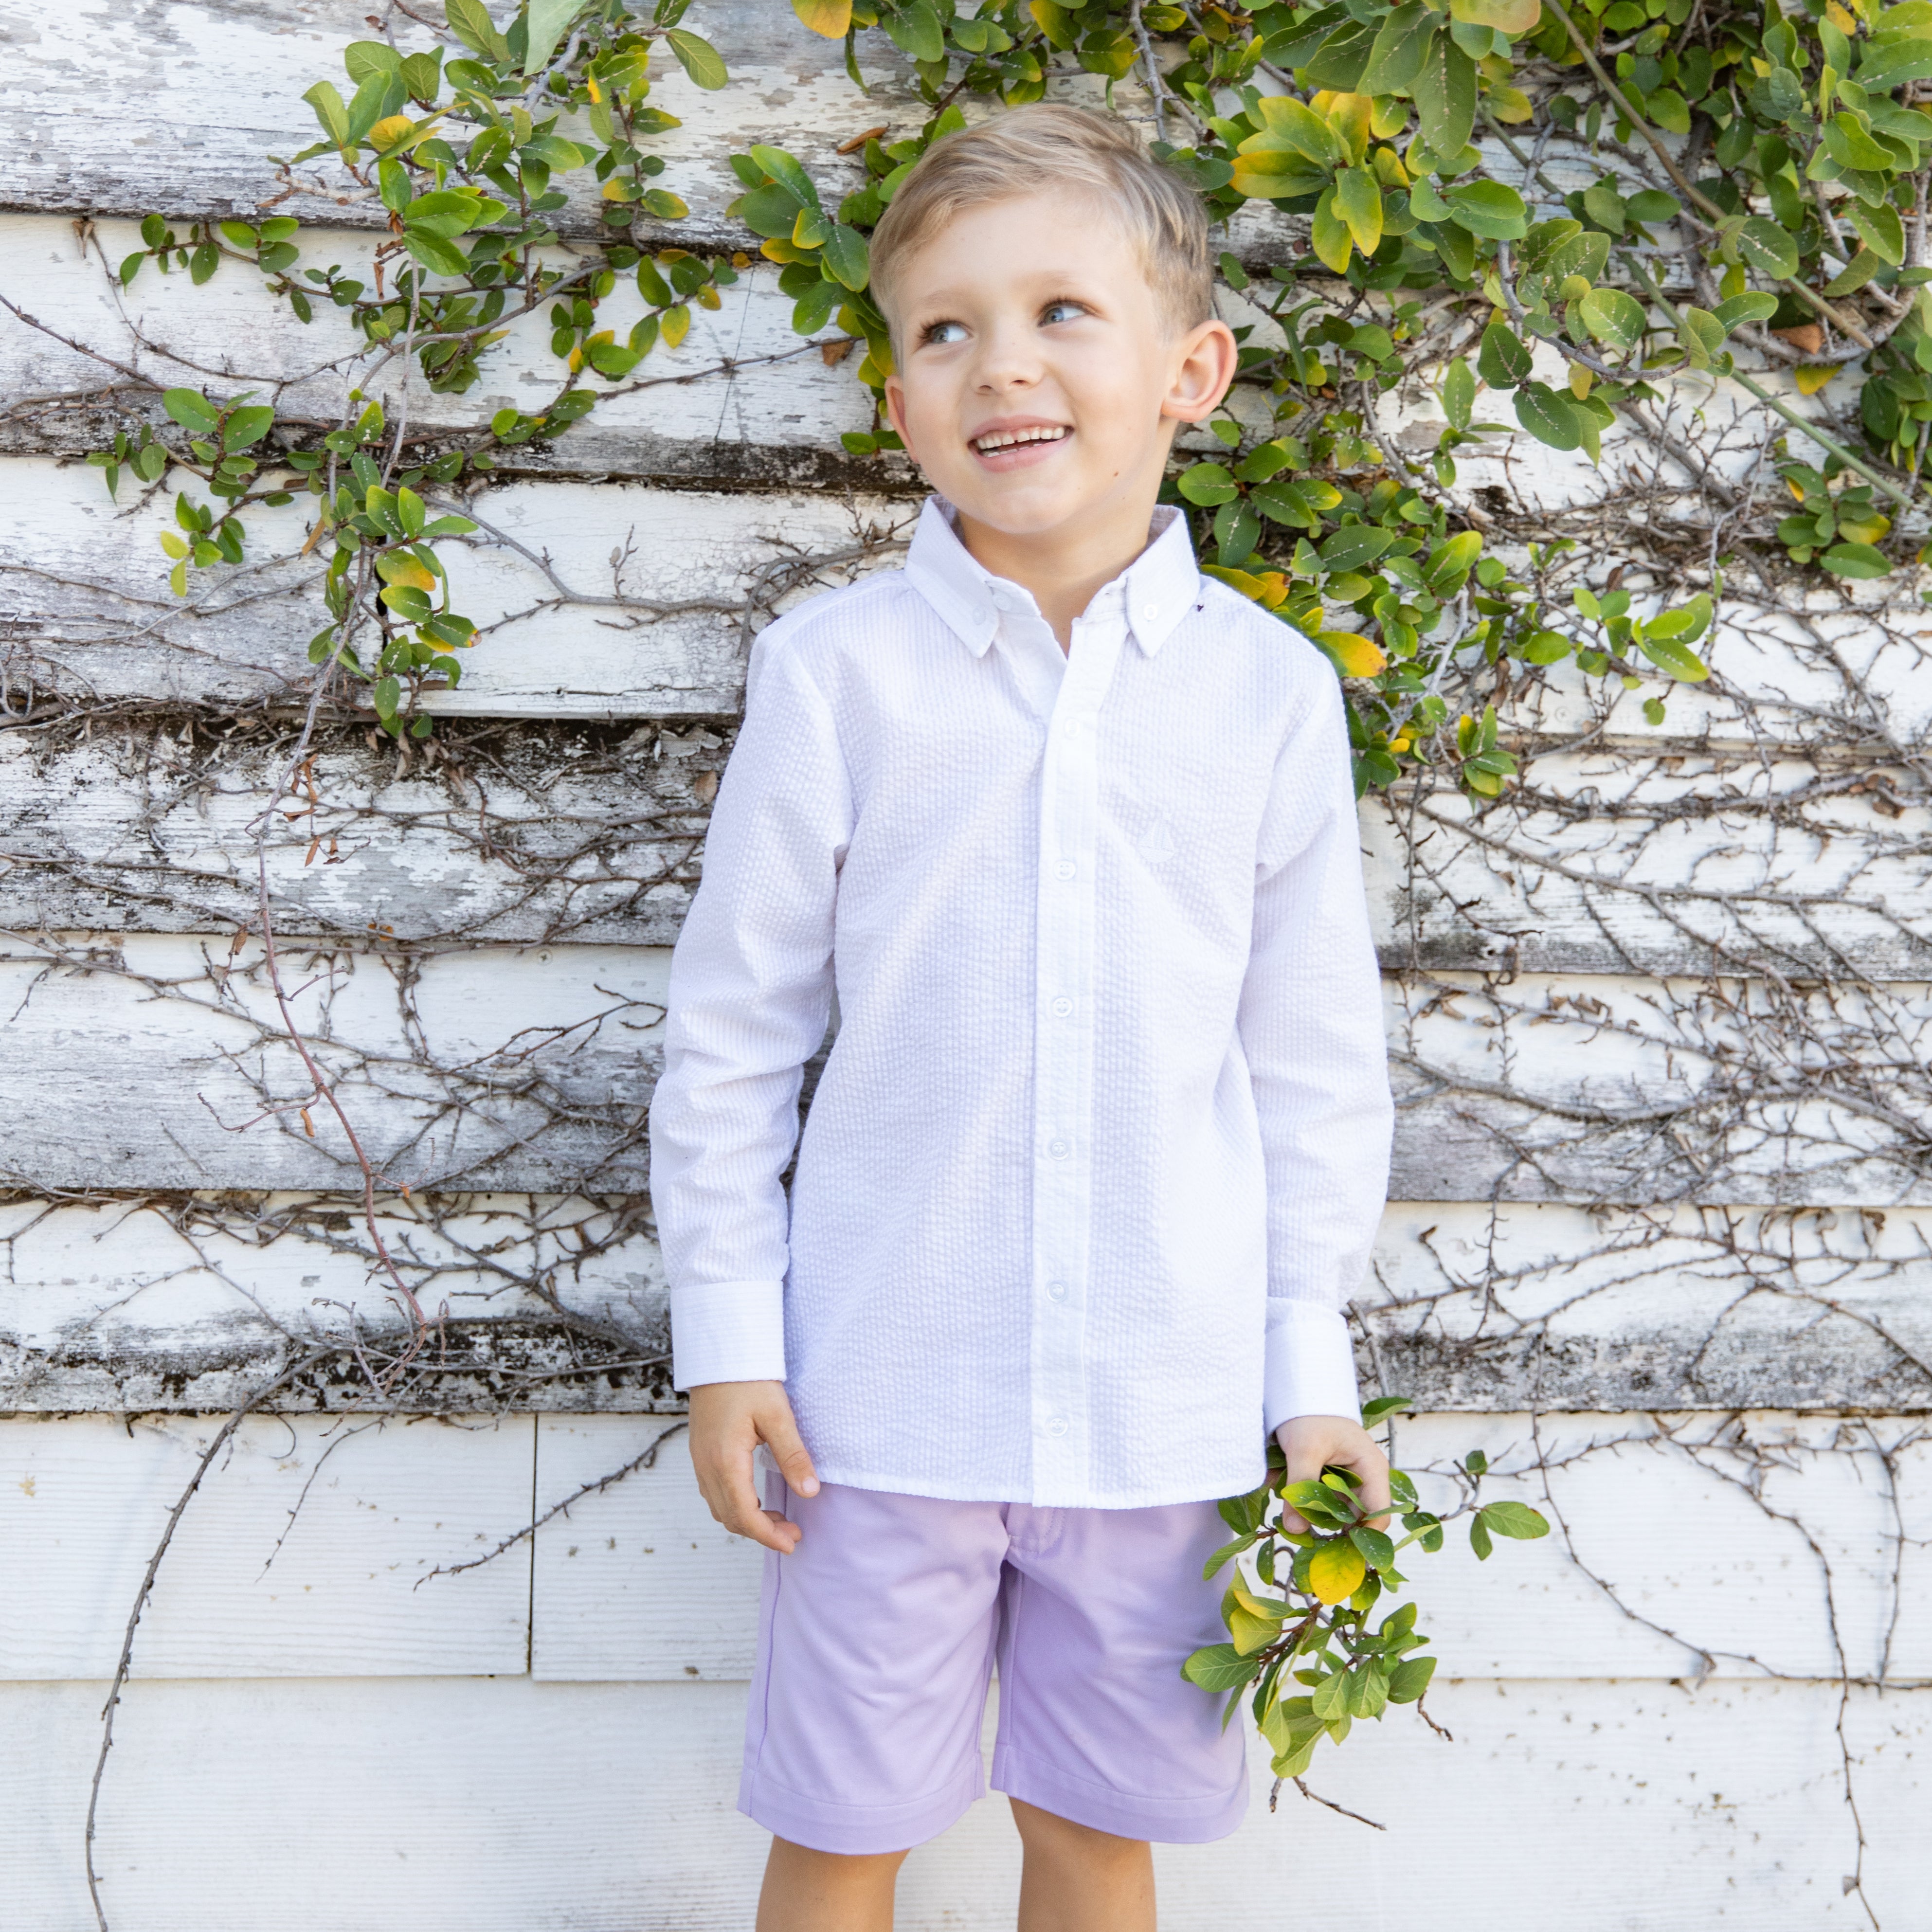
[1011,1798,1156,1932]
[755,1837,910,1932]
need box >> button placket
[1027,607,1123,1498]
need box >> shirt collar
[903,495,1199,660]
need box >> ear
[883,370,919,463]
[1159,317,1240,425]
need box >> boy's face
[881,189,1234,551]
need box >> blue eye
[1041,301,1085,325]
[922,319,969,345]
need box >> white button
[1046,1280,1068,1301]
[1045,1416,1069,1438]
[1056,859,1076,880]
[1051,996,1073,1018]
[1141,603,1157,619]
[1062,718,1080,739]
[1047,1138,1071,1158]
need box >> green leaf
[1645,591,1713,642]
[1310,186,1355,275]
[1478,321,1531,389]
[1440,358,1475,431]
[1736,215,1800,281]
[1478,1499,1551,1540]
[1413,35,1477,161]
[1335,167,1385,254]
[1820,542,1894,578]
[445,0,510,61]
[1201,1531,1261,1580]
[1637,629,1711,680]
[405,231,471,277]
[1426,529,1483,592]
[1444,180,1528,239]
[1360,4,1438,94]
[1318,524,1398,572]
[1514,382,1582,451]
[1850,199,1906,267]
[1625,188,1679,224]
[1178,462,1240,506]
[222,406,274,451]
[523,0,587,74]
[820,224,869,291]
[665,27,729,90]
[1182,1643,1263,1692]
[344,38,402,83]
[1469,1512,1494,1560]
[302,80,353,149]
[1580,286,1646,351]
[1678,307,1726,367]
[1387,1655,1438,1703]
[1310,1669,1350,1719]
[163,389,222,438]
[1349,1525,1396,1569]
[1258,97,1345,166]
[1361,1394,1414,1423]
[1713,291,1779,333]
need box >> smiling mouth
[971,425,1070,454]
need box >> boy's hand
[687,1379,820,1553]
[1275,1414,1391,1533]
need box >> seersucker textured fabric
[648,495,1393,1509]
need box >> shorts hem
[738,1761,985,1856]
[990,1742,1248,1845]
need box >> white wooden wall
[3,3,1929,1926]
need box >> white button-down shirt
[649,497,1392,1508]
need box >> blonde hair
[867,104,1213,338]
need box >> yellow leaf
[1825,0,1856,28]
[1310,187,1354,275]
[661,303,690,349]
[1317,91,1372,166]
[1315,630,1388,677]
[159,530,189,560]
[1370,95,1408,139]
[168,560,188,597]
[1307,1540,1368,1605]
[697,284,722,309]
[1488,84,1535,123]
[1569,362,1593,400]
[1794,364,1836,395]
[365,115,418,153]
[792,0,853,34]
[1450,0,1541,31]
[760,237,813,264]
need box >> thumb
[762,1405,820,1500]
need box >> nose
[972,313,1043,395]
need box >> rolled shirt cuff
[670,1279,788,1389]
[1262,1299,1362,1438]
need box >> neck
[954,493,1162,652]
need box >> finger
[1277,1431,1322,1533]
[714,1446,800,1553]
[761,1406,820,1500]
[1330,1441,1392,1531]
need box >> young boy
[648,104,1394,1931]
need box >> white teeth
[973,426,1068,453]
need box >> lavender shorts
[738,1474,1249,1855]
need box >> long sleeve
[648,627,854,1390]
[1237,666,1393,1435]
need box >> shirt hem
[803,1455,1272,1511]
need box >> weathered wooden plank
[4,447,1925,741]
[9,725,1924,978]
[530,1415,756,1682]
[1,0,905,244]
[0,1411,533,1678]
[1390,971,1932,1208]
[3,1197,1927,1414]
[1366,750,1932,979]
[0,1188,675,1414]
[0,456,906,716]
[524,1412,1932,1686]
[1,1672,1919,1930]
[0,716,723,945]
[1364,1201,1932,1412]
[0,939,1925,1202]
[0,213,900,490]
[0,931,671,1192]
